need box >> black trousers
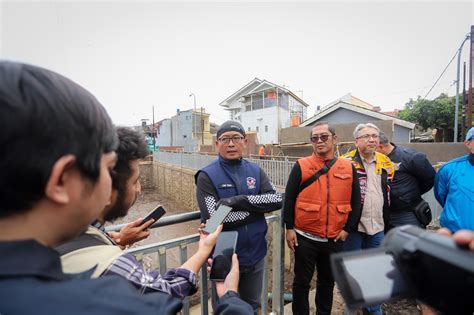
[292,233,343,315]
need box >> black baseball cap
[217,121,246,139]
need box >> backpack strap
[299,157,337,193]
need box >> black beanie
[217,121,246,139]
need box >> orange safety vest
[294,154,354,238]
[258,146,265,156]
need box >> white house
[219,78,310,144]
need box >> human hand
[286,229,298,251]
[108,217,154,246]
[438,228,474,251]
[198,223,223,255]
[335,230,349,242]
[208,254,240,298]
[216,195,245,209]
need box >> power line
[419,33,470,104]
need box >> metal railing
[154,151,294,188]
[153,151,443,217]
[106,211,285,315]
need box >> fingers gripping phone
[139,206,166,226]
[203,205,232,234]
[210,231,238,282]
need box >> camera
[331,225,474,314]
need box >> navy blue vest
[200,156,267,266]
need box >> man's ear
[44,155,77,204]
[464,140,473,151]
[107,189,118,208]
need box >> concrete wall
[156,119,172,146]
[281,120,394,144]
[400,143,469,164]
[271,140,469,164]
[139,161,198,211]
[138,161,157,190]
[171,111,195,151]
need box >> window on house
[248,127,251,132]
[256,126,259,132]
[265,125,268,132]
[252,94,263,110]
[264,91,277,108]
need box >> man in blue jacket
[377,131,436,228]
[195,120,283,313]
[0,61,252,315]
[435,127,474,232]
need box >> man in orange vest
[258,144,265,159]
[284,121,362,315]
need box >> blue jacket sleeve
[434,166,448,207]
[214,291,254,315]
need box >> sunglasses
[310,134,331,143]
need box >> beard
[104,192,131,222]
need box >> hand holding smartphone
[209,231,238,281]
[140,205,166,226]
[203,205,232,234]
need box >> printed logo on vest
[246,177,256,189]
[219,183,235,189]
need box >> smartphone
[210,231,238,281]
[140,206,166,226]
[203,204,232,234]
[331,248,411,310]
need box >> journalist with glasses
[194,121,282,314]
[341,123,395,315]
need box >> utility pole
[189,93,197,134]
[468,25,474,129]
[152,105,155,151]
[454,33,470,142]
[276,87,280,144]
[201,106,204,145]
[462,62,467,139]
[189,93,198,151]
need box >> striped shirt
[92,221,197,299]
[102,252,197,298]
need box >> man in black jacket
[0,61,252,315]
[377,131,436,228]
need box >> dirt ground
[112,189,421,314]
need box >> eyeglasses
[356,134,379,140]
[310,134,331,143]
[218,136,245,144]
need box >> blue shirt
[434,153,474,232]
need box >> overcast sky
[1,1,473,126]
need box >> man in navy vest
[195,120,283,313]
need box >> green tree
[398,93,457,140]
